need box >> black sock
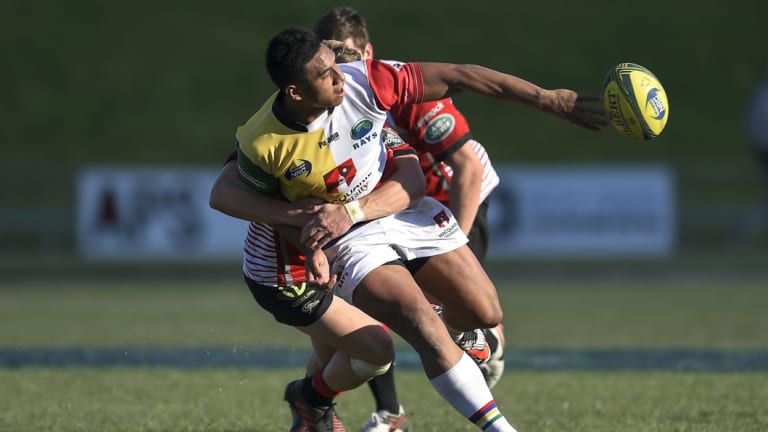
[302,375,333,407]
[367,365,400,413]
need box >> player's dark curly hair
[266,27,322,90]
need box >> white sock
[429,353,518,432]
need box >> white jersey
[234,59,425,286]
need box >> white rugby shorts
[326,196,468,303]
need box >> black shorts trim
[466,198,490,263]
[244,274,333,327]
[382,257,430,275]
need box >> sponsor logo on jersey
[326,131,340,144]
[415,101,445,130]
[351,118,374,140]
[340,171,373,202]
[324,158,357,193]
[352,131,378,150]
[284,159,312,180]
[381,127,405,148]
[424,113,456,144]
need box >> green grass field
[2,276,767,430]
[2,278,768,348]
[2,369,767,431]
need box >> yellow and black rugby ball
[603,63,669,140]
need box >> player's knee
[449,302,502,330]
[483,306,503,328]
[363,324,395,364]
[472,291,503,327]
[350,358,392,380]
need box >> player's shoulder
[377,59,409,70]
[237,95,272,133]
[236,93,294,148]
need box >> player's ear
[363,43,373,60]
[285,84,303,102]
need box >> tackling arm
[442,143,483,234]
[300,153,426,250]
[208,159,309,227]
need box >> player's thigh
[352,264,425,319]
[300,295,394,365]
[413,245,502,326]
[353,264,456,361]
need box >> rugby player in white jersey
[314,8,508,430]
[210,26,606,432]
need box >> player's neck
[274,95,329,130]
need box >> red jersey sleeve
[390,98,473,162]
[367,59,425,111]
[378,123,416,184]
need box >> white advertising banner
[77,164,676,261]
[76,166,248,260]
[486,164,676,258]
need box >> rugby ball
[603,63,669,140]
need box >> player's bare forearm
[300,154,425,250]
[419,63,608,131]
[420,63,541,107]
[444,146,483,234]
[209,160,308,226]
[273,224,334,289]
[357,154,426,220]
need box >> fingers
[575,104,607,115]
[303,228,329,250]
[313,232,332,249]
[580,114,610,131]
[294,196,326,207]
[577,93,603,102]
[569,99,609,131]
[562,110,609,132]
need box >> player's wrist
[343,200,366,224]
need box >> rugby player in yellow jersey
[210,27,606,432]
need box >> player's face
[342,38,370,60]
[298,45,346,108]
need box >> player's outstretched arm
[419,62,609,131]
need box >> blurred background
[3,4,767,429]
[2,0,768,278]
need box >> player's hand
[300,203,353,250]
[294,196,326,208]
[540,89,609,132]
[305,249,336,291]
